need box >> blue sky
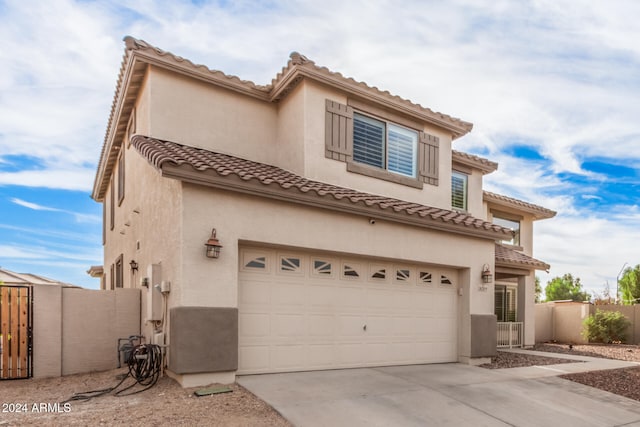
[0,0,638,296]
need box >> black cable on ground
[62,344,163,403]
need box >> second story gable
[93,37,475,213]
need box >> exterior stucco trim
[161,163,508,241]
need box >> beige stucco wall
[535,302,554,343]
[31,287,139,378]
[103,76,183,342]
[147,66,278,166]
[61,288,140,375]
[141,68,462,213]
[178,183,496,362]
[32,284,62,378]
[537,303,640,345]
[534,302,590,344]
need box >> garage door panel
[337,315,366,337]
[239,280,270,306]
[336,343,363,365]
[308,284,335,309]
[238,247,458,374]
[273,314,306,338]
[335,287,364,309]
[365,288,394,311]
[308,314,335,336]
[239,346,270,372]
[239,313,270,338]
[366,315,394,336]
[307,344,336,368]
[272,345,305,370]
[271,283,306,307]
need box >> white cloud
[0,0,638,295]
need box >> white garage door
[238,247,459,374]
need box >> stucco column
[518,274,535,347]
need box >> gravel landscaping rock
[482,342,640,403]
[0,369,291,426]
[479,350,580,369]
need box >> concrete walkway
[238,352,640,427]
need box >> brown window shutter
[419,132,439,185]
[325,99,353,162]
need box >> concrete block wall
[535,302,640,344]
[32,285,140,378]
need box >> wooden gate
[0,285,33,379]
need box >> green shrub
[582,310,631,343]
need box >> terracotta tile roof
[495,244,550,270]
[484,191,556,219]
[452,150,498,174]
[93,38,474,200]
[131,135,513,240]
[271,52,473,137]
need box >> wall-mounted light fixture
[129,260,139,272]
[205,228,223,259]
[481,264,493,284]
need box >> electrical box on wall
[146,264,163,322]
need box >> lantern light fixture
[129,260,139,272]
[205,228,223,259]
[481,264,493,284]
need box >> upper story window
[493,214,521,246]
[353,113,418,178]
[451,171,468,211]
[117,149,125,206]
[325,99,439,188]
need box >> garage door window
[312,260,332,276]
[371,268,386,280]
[419,271,433,285]
[280,257,301,273]
[441,275,453,286]
[396,269,411,282]
[343,264,360,278]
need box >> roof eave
[484,191,557,220]
[452,151,498,175]
[160,163,508,241]
[270,64,473,139]
[92,37,273,201]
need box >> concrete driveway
[238,361,640,426]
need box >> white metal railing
[497,322,523,348]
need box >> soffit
[452,150,498,175]
[484,191,557,220]
[132,135,513,241]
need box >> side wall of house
[166,183,496,382]
[147,66,278,166]
[143,69,461,213]
[103,70,184,344]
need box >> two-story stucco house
[91,37,555,387]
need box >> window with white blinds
[353,113,417,178]
[388,124,417,177]
[451,171,468,210]
[353,113,385,169]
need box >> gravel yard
[482,342,640,402]
[0,369,291,426]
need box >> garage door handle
[363,324,367,331]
